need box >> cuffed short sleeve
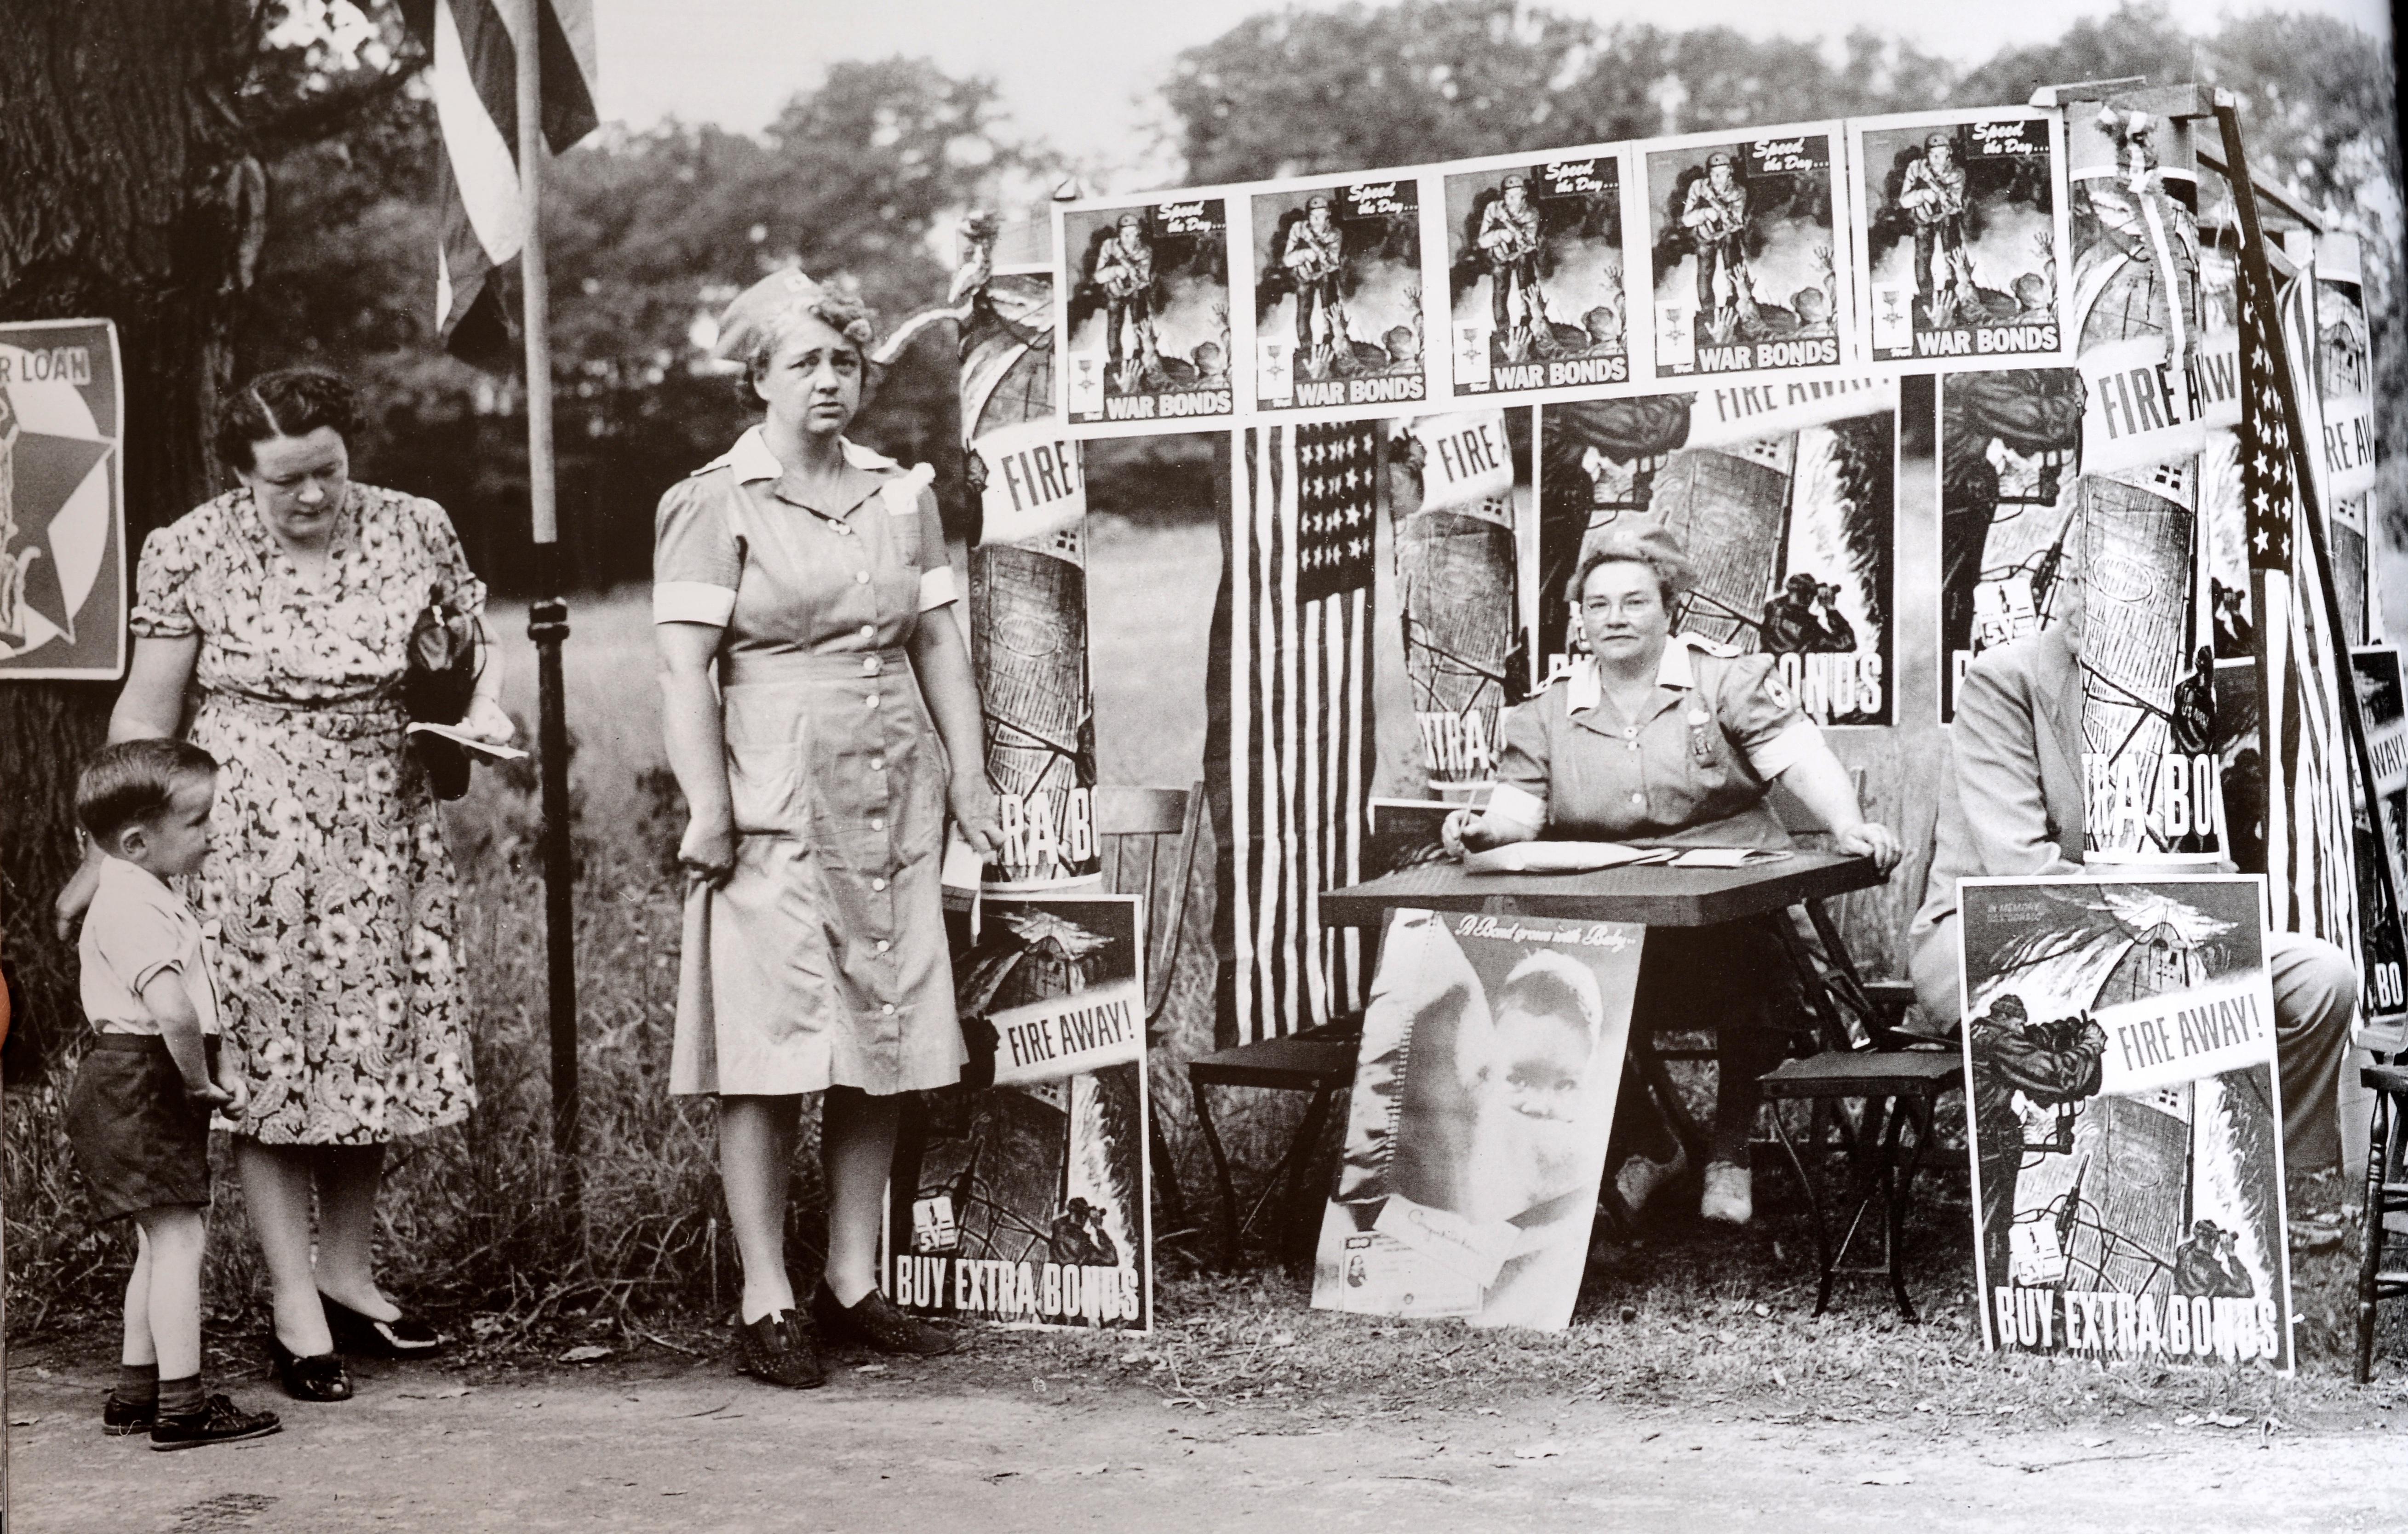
[1716,653,1818,776]
[912,486,955,611]
[86,888,188,999]
[128,521,200,639]
[653,475,741,627]
[408,496,488,616]
[1489,697,1553,835]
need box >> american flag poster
[1210,421,1381,1047]
[2236,233,2403,1026]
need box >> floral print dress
[131,483,483,1145]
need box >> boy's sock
[115,1362,160,1406]
[156,1375,204,1418]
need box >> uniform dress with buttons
[654,427,966,1096]
[1484,633,1828,1162]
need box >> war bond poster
[1441,148,1639,403]
[1851,108,2071,371]
[1642,125,1852,383]
[1251,173,1431,416]
[890,893,1152,1333]
[1058,193,1240,434]
[0,318,124,681]
[1313,907,1641,1330]
[1958,876,2291,1370]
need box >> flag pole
[514,0,582,1249]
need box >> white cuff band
[1484,784,1548,837]
[1749,717,1824,780]
[654,581,736,627]
[919,565,959,612]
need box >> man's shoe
[102,1389,155,1436]
[809,1282,958,1357]
[1700,1162,1754,1225]
[732,1310,825,1389]
[1613,1145,1689,1216]
[149,1394,281,1452]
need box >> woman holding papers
[1444,525,1900,1225]
[52,367,511,1398]
[654,271,1003,1388]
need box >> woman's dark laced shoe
[732,1310,826,1389]
[809,1282,958,1357]
[262,1333,352,1402]
[150,1394,281,1452]
[320,1291,445,1358]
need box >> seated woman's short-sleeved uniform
[655,428,965,1097]
[1487,634,1823,847]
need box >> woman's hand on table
[679,813,738,890]
[1440,809,1478,859]
[949,776,1004,861]
[458,695,516,746]
[1833,820,1901,874]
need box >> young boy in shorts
[65,738,280,1450]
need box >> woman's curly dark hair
[213,368,361,471]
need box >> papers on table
[1462,841,1791,874]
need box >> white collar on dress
[1564,634,1701,715]
[722,426,900,484]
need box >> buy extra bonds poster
[1313,907,1641,1330]
[1251,173,1432,416]
[1643,126,1852,383]
[1441,149,1639,403]
[888,893,1152,1333]
[1058,194,1240,434]
[1958,876,2291,1370]
[1851,108,2072,371]
[0,318,124,680]
[1538,377,1897,725]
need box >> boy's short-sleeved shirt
[79,857,222,1037]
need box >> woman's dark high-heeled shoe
[262,1332,352,1402]
[318,1292,445,1359]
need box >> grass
[6,526,2407,1428]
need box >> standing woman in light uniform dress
[654,272,1003,1389]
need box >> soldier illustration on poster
[1644,128,1849,379]
[1852,109,2070,368]
[1937,367,2083,721]
[889,893,1152,1333]
[1443,153,1632,399]
[1059,196,1237,431]
[1957,876,2291,1370]
[1538,380,1896,726]
[1252,176,1429,413]
[0,317,124,681]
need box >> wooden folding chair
[1095,783,1206,1241]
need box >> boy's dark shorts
[65,1036,212,1222]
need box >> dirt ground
[8,1336,2404,1533]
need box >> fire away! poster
[1957,876,2291,1370]
[888,893,1152,1333]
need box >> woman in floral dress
[55,368,513,1401]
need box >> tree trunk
[0,0,259,1070]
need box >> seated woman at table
[1442,526,1901,1225]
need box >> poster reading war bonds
[1852,109,2070,370]
[1540,378,1897,725]
[889,894,1152,1333]
[1959,876,2291,1371]
[1313,908,1641,1330]
[1645,126,1850,380]
[1059,195,1237,432]
[1252,175,1428,413]
[0,318,125,680]
[1937,367,2084,721]
[1444,151,1633,401]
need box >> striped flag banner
[2241,242,2367,980]
[1211,422,1381,1047]
[399,0,599,354]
